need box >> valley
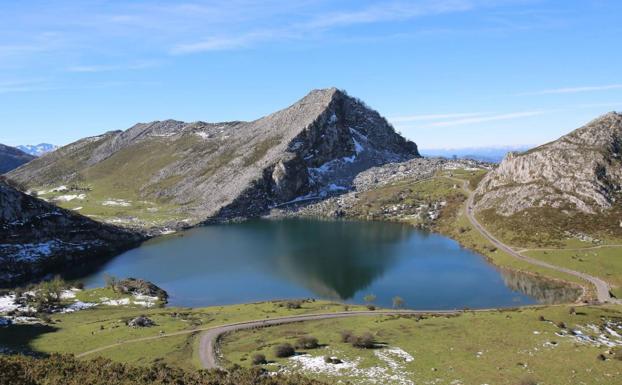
[1,89,621,385]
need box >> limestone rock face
[0,181,141,286]
[475,112,622,215]
[8,88,420,224]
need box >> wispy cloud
[66,61,160,73]
[430,110,547,127]
[171,31,280,54]
[171,0,480,54]
[390,112,486,123]
[519,83,622,95]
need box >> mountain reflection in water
[79,219,542,309]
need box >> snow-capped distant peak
[17,143,58,157]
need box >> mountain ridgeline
[8,88,419,228]
[473,112,622,244]
[0,144,35,174]
[475,112,622,215]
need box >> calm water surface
[82,219,546,309]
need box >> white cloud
[520,83,622,95]
[66,61,160,73]
[390,112,485,123]
[171,0,479,54]
[171,31,278,54]
[429,110,547,127]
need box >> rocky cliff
[0,144,35,174]
[8,88,419,227]
[0,181,142,286]
[475,112,622,216]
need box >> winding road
[198,310,457,369]
[195,176,620,369]
[458,178,618,305]
[78,174,619,369]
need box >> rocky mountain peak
[475,112,622,216]
[8,88,419,227]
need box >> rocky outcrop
[475,112,622,215]
[0,144,35,174]
[0,181,142,286]
[8,88,419,227]
[115,278,168,302]
[127,316,155,328]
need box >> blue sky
[1,0,621,149]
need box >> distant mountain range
[420,146,531,163]
[0,144,35,174]
[17,143,58,157]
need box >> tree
[392,296,405,309]
[103,274,118,292]
[30,276,66,312]
[363,294,376,305]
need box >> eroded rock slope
[9,88,419,227]
[0,181,141,285]
[475,112,622,215]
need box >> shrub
[285,300,302,309]
[0,354,329,385]
[296,336,319,349]
[351,332,376,349]
[340,330,354,343]
[538,315,546,321]
[251,353,266,365]
[569,307,576,315]
[366,305,376,311]
[557,321,567,329]
[274,343,295,358]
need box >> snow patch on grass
[282,346,415,385]
[102,199,132,207]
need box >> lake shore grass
[220,304,622,385]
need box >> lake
[80,219,576,309]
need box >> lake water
[80,219,572,309]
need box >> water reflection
[79,219,541,309]
[500,268,582,304]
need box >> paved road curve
[460,178,618,305]
[199,310,458,369]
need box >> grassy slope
[345,170,591,297]
[220,305,622,385]
[0,299,367,370]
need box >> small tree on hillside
[363,294,376,305]
[392,296,405,309]
[103,274,118,292]
[363,294,376,310]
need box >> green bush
[274,343,295,358]
[251,353,267,365]
[295,336,319,349]
[0,354,326,385]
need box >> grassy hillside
[0,298,368,370]
[220,305,622,385]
